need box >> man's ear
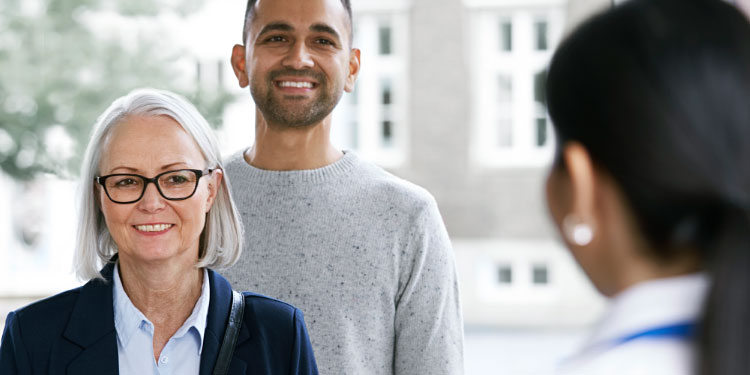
[344,48,361,93]
[231,44,250,88]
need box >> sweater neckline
[230,149,359,185]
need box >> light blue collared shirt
[113,263,210,375]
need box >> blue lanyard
[613,322,696,347]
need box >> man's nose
[282,41,314,70]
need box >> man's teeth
[135,224,173,232]
[279,81,313,88]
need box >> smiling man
[223,0,464,374]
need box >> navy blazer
[0,263,318,375]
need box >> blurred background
[0,0,659,373]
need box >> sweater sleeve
[393,197,464,375]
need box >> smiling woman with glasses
[0,88,318,374]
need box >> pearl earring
[563,215,593,246]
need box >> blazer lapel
[226,324,250,375]
[227,321,250,375]
[61,262,119,375]
[200,270,249,375]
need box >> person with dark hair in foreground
[545,0,750,373]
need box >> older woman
[0,89,318,374]
[545,0,750,374]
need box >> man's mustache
[269,69,325,82]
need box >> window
[497,264,513,284]
[333,9,409,167]
[350,82,359,106]
[350,121,360,149]
[497,75,513,147]
[381,78,392,105]
[469,6,564,167]
[381,121,393,147]
[348,85,359,148]
[379,21,393,55]
[535,20,548,51]
[534,70,549,147]
[380,78,394,148]
[500,20,512,52]
[195,59,224,90]
[532,264,549,285]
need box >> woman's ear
[561,142,598,246]
[551,142,615,295]
[94,181,102,210]
[205,169,223,213]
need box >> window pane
[216,60,224,88]
[382,120,393,147]
[498,75,512,103]
[498,75,513,147]
[381,80,392,105]
[381,79,394,148]
[533,264,549,285]
[498,118,512,147]
[536,117,547,146]
[497,265,512,284]
[351,121,359,149]
[534,70,547,105]
[350,83,358,105]
[534,71,548,147]
[500,20,512,52]
[535,20,548,50]
[379,23,392,55]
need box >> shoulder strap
[213,290,245,375]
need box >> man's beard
[250,68,344,128]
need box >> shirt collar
[112,263,211,354]
[174,267,211,354]
[582,272,709,351]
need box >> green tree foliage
[0,0,234,180]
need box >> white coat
[558,273,708,375]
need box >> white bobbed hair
[74,88,243,280]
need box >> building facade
[338,0,609,328]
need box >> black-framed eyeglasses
[95,169,214,204]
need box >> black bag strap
[213,290,245,375]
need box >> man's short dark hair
[242,0,353,45]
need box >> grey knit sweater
[222,150,464,375]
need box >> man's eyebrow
[310,23,341,41]
[258,22,294,36]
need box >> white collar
[579,272,708,353]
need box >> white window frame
[454,237,608,326]
[333,1,411,168]
[472,240,560,303]
[466,1,565,168]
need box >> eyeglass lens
[104,170,199,202]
